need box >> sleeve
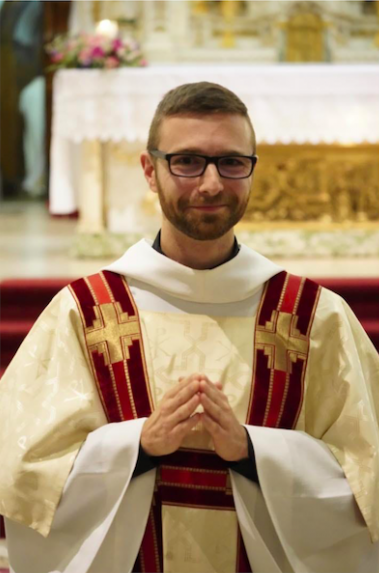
[0,287,107,537]
[230,288,379,573]
[231,428,379,573]
[304,288,379,541]
[132,443,160,478]
[5,420,156,573]
[228,428,259,484]
[132,433,259,482]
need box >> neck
[160,225,235,270]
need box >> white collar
[103,239,283,304]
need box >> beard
[156,176,250,241]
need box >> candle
[95,19,119,40]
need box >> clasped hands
[141,373,248,462]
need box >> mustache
[180,196,233,208]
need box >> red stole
[69,269,320,572]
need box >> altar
[49,63,379,255]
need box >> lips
[190,205,226,211]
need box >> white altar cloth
[49,64,379,215]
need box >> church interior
[0,0,379,569]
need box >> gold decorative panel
[245,144,379,226]
[285,12,325,62]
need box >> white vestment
[1,240,378,573]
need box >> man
[1,82,378,573]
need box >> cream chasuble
[139,310,255,573]
[1,239,379,573]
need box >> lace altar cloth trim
[52,65,379,144]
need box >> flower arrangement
[46,33,147,70]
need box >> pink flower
[78,48,92,66]
[89,35,104,47]
[91,46,105,59]
[112,38,123,51]
[116,46,126,57]
[51,52,63,63]
[105,56,120,69]
[46,33,146,70]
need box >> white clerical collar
[103,239,283,304]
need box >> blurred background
[0,1,379,566]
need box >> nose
[197,163,224,195]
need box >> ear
[140,151,158,194]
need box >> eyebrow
[168,147,250,156]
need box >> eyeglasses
[149,149,258,179]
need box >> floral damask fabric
[303,288,379,542]
[0,289,107,536]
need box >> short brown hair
[147,82,256,151]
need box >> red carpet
[1,276,378,376]
[0,275,378,542]
[0,278,69,373]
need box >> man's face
[143,113,255,241]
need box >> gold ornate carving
[86,303,141,365]
[192,1,209,16]
[92,0,101,23]
[282,2,326,62]
[286,12,324,61]
[81,140,378,236]
[244,144,379,226]
[220,0,240,48]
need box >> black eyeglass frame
[149,149,258,179]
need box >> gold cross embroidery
[86,302,141,365]
[256,311,308,372]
